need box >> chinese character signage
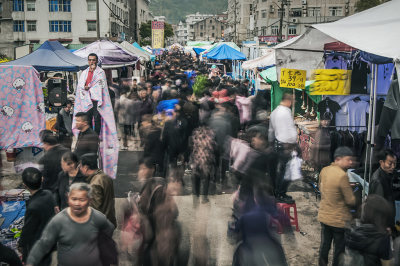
[309,69,352,95]
[152,21,164,49]
[280,68,306,89]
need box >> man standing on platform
[84,53,102,135]
[268,92,298,202]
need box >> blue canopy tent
[206,44,246,60]
[193,47,207,55]
[2,41,88,71]
[132,42,155,61]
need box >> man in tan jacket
[318,146,356,266]
[79,153,117,227]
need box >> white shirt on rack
[268,105,298,144]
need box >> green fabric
[260,67,277,82]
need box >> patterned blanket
[0,66,45,149]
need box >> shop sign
[280,68,306,89]
[152,21,164,49]
[309,69,352,95]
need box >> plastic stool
[276,202,300,232]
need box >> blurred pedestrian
[26,183,115,266]
[39,130,69,192]
[268,93,298,202]
[74,112,99,159]
[19,167,56,266]
[55,100,73,149]
[115,88,138,150]
[80,153,117,227]
[54,152,87,211]
[318,146,356,266]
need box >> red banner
[152,21,164,30]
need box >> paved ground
[1,149,321,265]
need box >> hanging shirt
[268,105,297,144]
[325,55,348,70]
[317,98,341,125]
[347,100,369,133]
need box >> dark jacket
[86,170,117,227]
[162,114,189,160]
[54,170,87,210]
[74,127,99,159]
[139,97,153,119]
[55,109,73,137]
[39,145,69,191]
[369,167,395,205]
[142,125,163,164]
[345,224,392,266]
[19,189,55,263]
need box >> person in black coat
[74,112,99,159]
[18,167,56,265]
[55,100,73,149]
[54,152,87,211]
[38,130,69,192]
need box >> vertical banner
[152,21,164,49]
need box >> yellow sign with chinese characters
[152,29,164,49]
[280,68,307,89]
[309,69,352,95]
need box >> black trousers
[274,141,293,196]
[318,223,346,266]
[87,100,101,135]
[193,172,210,197]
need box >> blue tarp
[2,41,88,72]
[206,44,246,60]
[132,42,156,61]
[193,47,207,55]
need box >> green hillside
[149,0,228,24]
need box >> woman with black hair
[54,151,87,211]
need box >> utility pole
[278,0,284,42]
[234,0,237,43]
[285,0,290,40]
[96,0,100,39]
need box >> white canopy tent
[242,49,275,70]
[118,41,151,62]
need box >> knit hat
[334,146,354,159]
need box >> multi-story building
[153,15,166,22]
[0,0,153,58]
[227,0,357,44]
[226,0,253,43]
[128,0,153,42]
[193,17,227,42]
[175,21,188,44]
[186,12,214,41]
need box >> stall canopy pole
[368,64,379,189]
[363,63,375,197]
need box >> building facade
[193,17,227,42]
[0,0,153,58]
[227,0,357,43]
[186,12,214,41]
[175,21,188,44]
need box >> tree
[355,0,381,12]
[139,21,175,46]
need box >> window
[190,25,193,29]
[261,9,267,18]
[221,25,224,30]
[212,33,215,37]
[329,7,343,16]
[262,0,267,2]
[261,26,266,35]
[271,25,279,35]
[26,0,35,11]
[200,32,203,37]
[291,8,302,17]
[308,7,321,16]
[278,8,285,17]
[13,0,24,11]
[13,20,24,32]
[49,20,71,32]
[200,25,203,30]
[288,25,297,35]
[87,0,96,11]
[27,21,36,31]
[249,4,253,15]
[87,20,96,31]
[210,20,212,23]
[212,25,215,30]
[49,0,71,12]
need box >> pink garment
[229,138,257,174]
[235,96,252,125]
[0,66,45,149]
[73,66,119,178]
